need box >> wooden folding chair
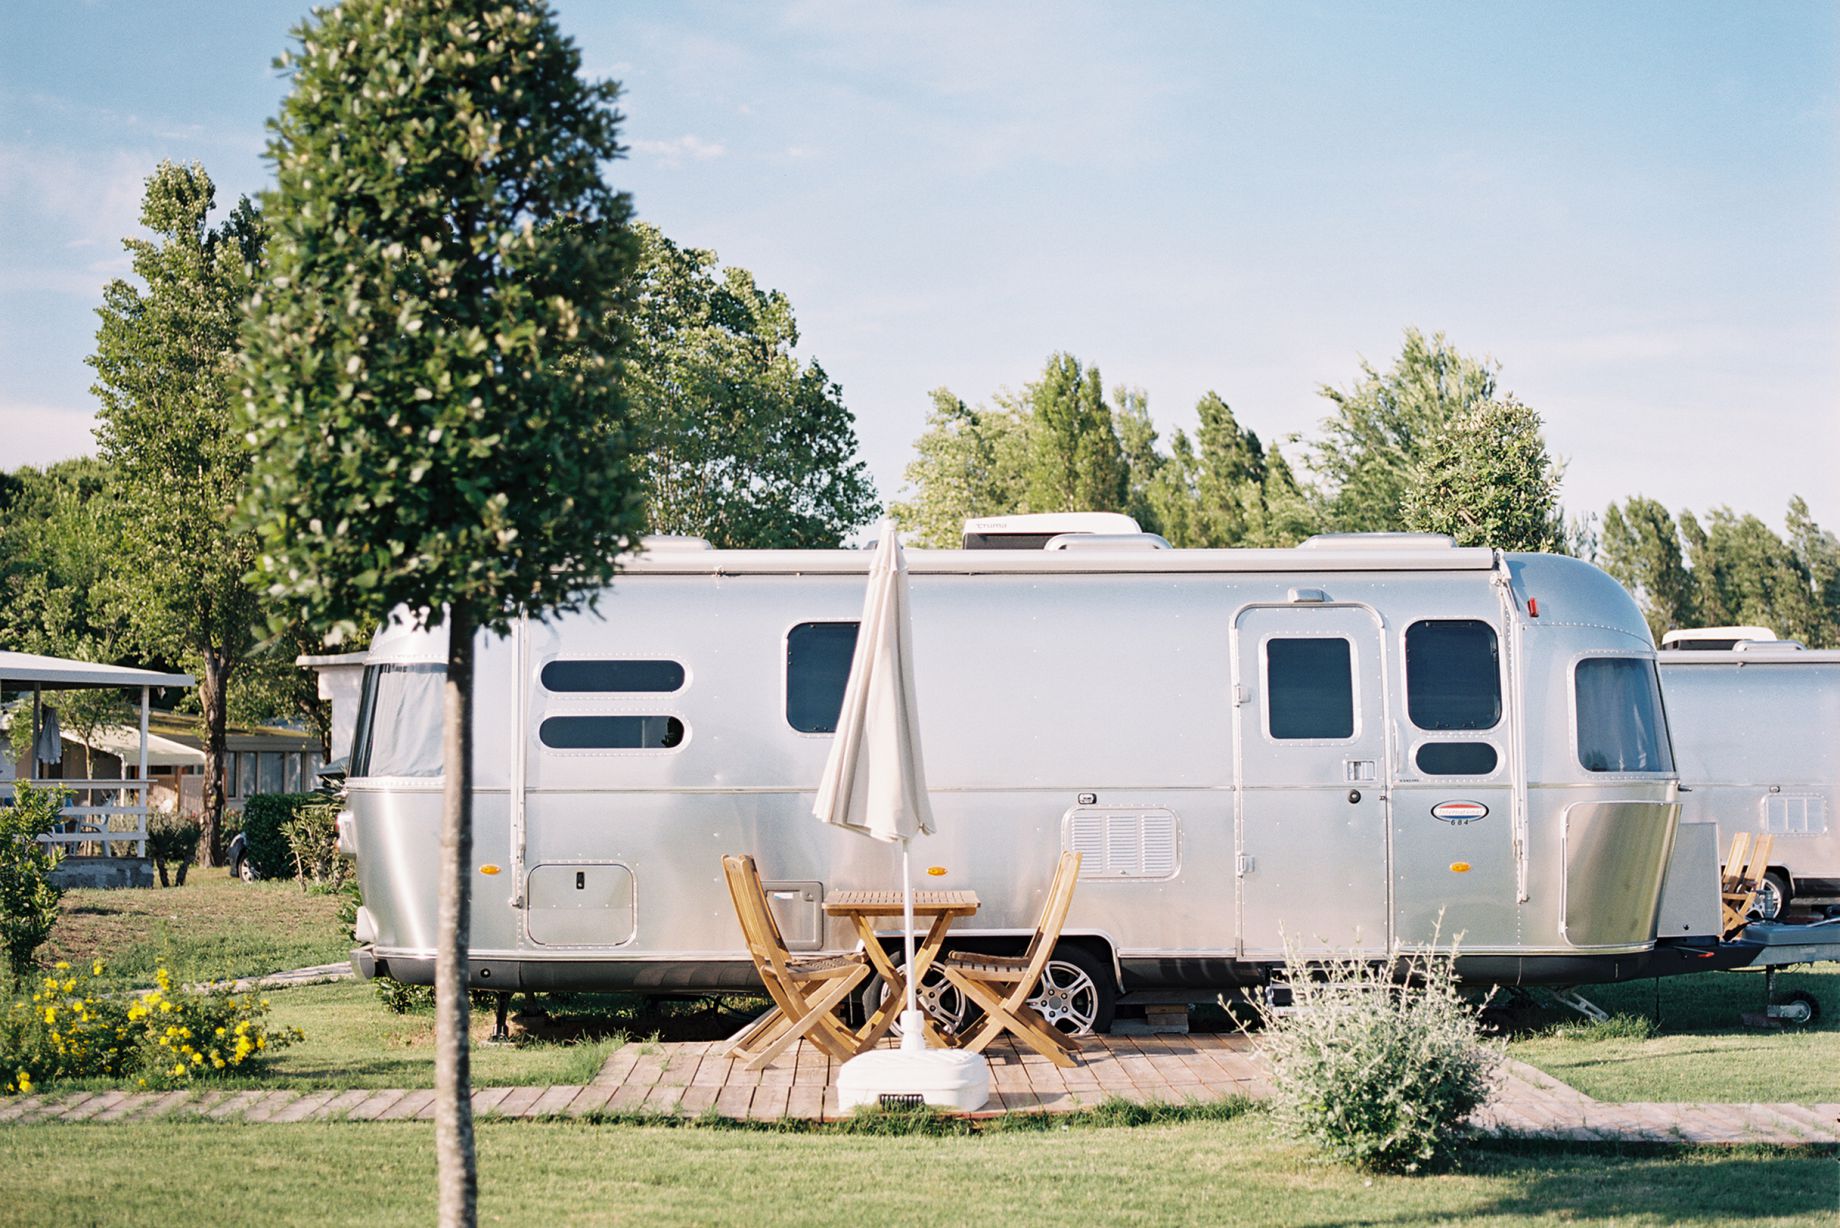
[936,851,1085,1068]
[1719,831,1776,939]
[721,854,871,1071]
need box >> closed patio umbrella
[812,517,937,1047]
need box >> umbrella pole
[900,838,924,1051]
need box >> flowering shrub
[2,961,302,1095]
[1,782,67,976]
[1250,937,1501,1173]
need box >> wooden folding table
[824,889,980,1050]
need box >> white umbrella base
[835,1047,990,1113]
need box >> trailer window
[538,715,685,750]
[1576,658,1674,773]
[1265,637,1355,740]
[1405,620,1501,730]
[787,622,859,733]
[540,659,684,693]
[1415,742,1498,776]
[350,663,446,778]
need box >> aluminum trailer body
[345,533,1694,1005]
[1658,642,1840,914]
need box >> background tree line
[892,327,1839,644]
[5,192,1838,868]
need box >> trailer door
[1234,605,1391,957]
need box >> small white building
[0,650,194,886]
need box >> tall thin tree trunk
[197,651,231,867]
[436,604,477,1228]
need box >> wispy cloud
[629,134,728,167]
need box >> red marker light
[1527,597,1540,618]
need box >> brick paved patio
[2,1032,1836,1145]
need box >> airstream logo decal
[1432,800,1489,825]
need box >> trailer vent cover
[1762,794,1828,836]
[1064,807,1180,881]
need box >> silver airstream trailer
[1658,631,1840,920]
[343,524,1699,1028]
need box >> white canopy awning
[77,726,204,769]
[0,651,193,690]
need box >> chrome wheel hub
[1027,959,1099,1035]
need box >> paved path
[2,1033,1836,1144]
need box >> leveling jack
[1742,967,1822,1028]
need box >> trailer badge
[1432,800,1488,825]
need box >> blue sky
[2,1,1835,530]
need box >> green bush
[1250,938,1501,1173]
[2,960,301,1095]
[280,792,351,889]
[1,782,67,977]
[147,812,201,887]
[375,977,435,1014]
[239,793,315,879]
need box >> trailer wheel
[235,852,261,883]
[872,965,970,1038]
[1027,944,1115,1037]
[1776,990,1820,1027]
[1751,871,1791,921]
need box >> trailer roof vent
[1045,532,1171,552]
[638,535,713,552]
[1659,626,1778,651]
[1298,532,1455,551]
[962,512,1141,550]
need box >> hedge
[239,793,317,879]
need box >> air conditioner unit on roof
[962,512,1141,550]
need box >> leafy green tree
[1786,496,1840,646]
[1112,386,1165,536]
[88,162,264,865]
[1308,329,1497,532]
[1189,393,1271,547]
[1601,497,1698,641]
[1400,397,1563,551]
[1026,353,1128,515]
[626,224,878,546]
[242,4,644,1221]
[1681,507,1826,645]
[890,387,1032,546]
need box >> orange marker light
[926,866,948,877]
[479,864,502,876]
[1449,862,1471,873]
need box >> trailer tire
[1753,871,1791,921]
[1777,990,1820,1026]
[1028,944,1115,1037]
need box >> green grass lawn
[1509,965,1840,1103]
[213,980,623,1089]
[0,1116,1832,1228]
[42,875,350,983]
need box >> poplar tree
[1026,353,1128,514]
[242,4,644,1222]
[88,162,264,865]
[1602,497,1698,640]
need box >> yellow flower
[91,962,103,977]
[42,1007,55,1024]
[54,961,69,971]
